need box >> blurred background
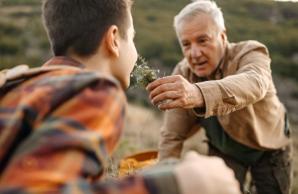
[0,0,298,192]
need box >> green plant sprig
[130,55,160,88]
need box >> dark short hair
[42,0,132,56]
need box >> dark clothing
[209,143,292,194]
[200,116,264,166]
[202,115,292,194]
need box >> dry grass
[113,103,162,160]
[115,103,298,193]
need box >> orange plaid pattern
[0,57,178,194]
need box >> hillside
[0,0,297,119]
[1,0,298,193]
[1,0,298,78]
[133,0,298,79]
[131,0,298,123]
[0,0,297,113]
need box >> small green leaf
[130,55,160,88]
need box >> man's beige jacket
[159,40,290,160]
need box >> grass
[117,103,298,193]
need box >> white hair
[174,0,225,33]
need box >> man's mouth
[193,61,207,66]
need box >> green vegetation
[130,55,159,88]
[133,0,298,81]
[0,0,48,68]
[0,0,40,5]
[0,0,297,80]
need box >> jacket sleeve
[0,84,179,194]
[195,44,272,118]
[158,62,200,160]
[159,108,199,160]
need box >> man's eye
[182,43,190,47]
[198,39,208,44]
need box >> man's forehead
[178,14,217,34]
[179,22,213,34]
[188,13,214,27]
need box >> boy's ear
[104,25,120,57]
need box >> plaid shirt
[0,57,178,194]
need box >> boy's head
[42,0,133,57]
[42,0,137,89]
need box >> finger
[158,99,185,110]
[183,151,201,161]
[151,91,180,105]
[149,83,178,100]
[146,75,180,91]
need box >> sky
[275,0,298,2]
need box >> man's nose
[191,45,202,58]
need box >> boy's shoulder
[1,64,121,90]
[0,64,125,113]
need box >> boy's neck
[68,52,112,76]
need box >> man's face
[116,11,138,89]
[177,13,226,78]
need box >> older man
[147,1,292,194]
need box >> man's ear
[104,25,120,57]
[220,30,227,43]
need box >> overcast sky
[275,0,298,2]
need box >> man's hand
[174,151,241,194]
[146,75,204,110]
